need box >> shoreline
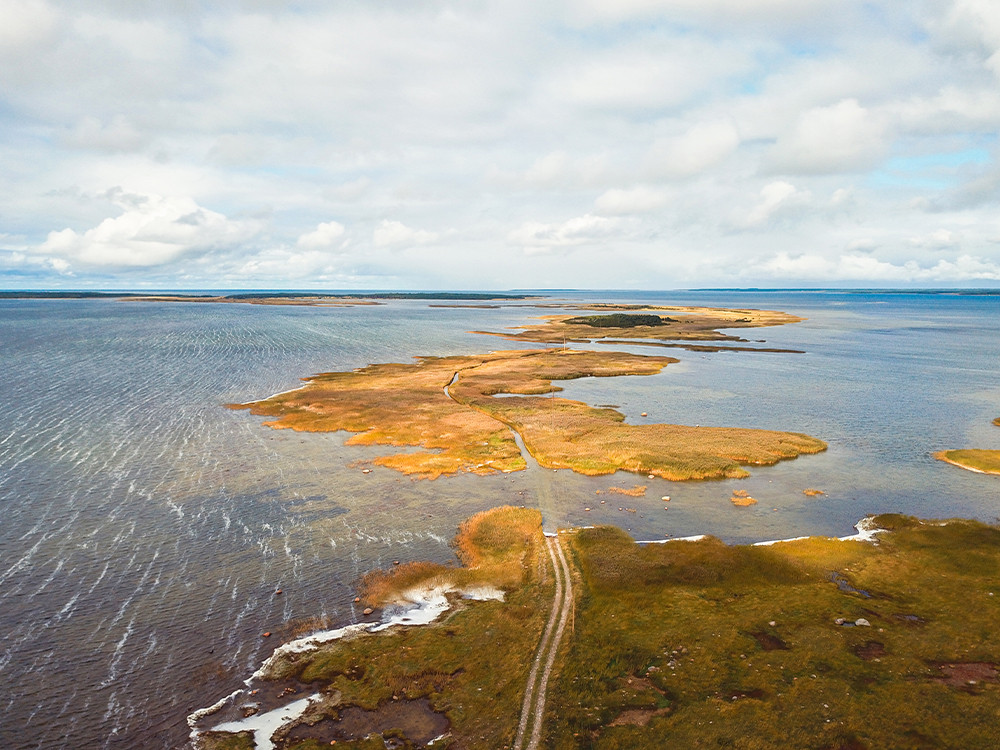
[192,514,888,749]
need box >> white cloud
[2,2,1000,289]
[740,181,812,228]
[297,221,345,250]
[62,115,147,153]
[508,214,625,252]
[646,120,740,179]
[770,99,889,174]
[35,191,255,269]
[753,250,1000,282]
[594,186,671,215]
[373,220,438,248]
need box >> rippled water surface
[1,291,998,748]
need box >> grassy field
[548,515,1000,749]
[934,449,1000,475]
[200,509,1000,749]
[231,348,825,482]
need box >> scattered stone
[363,607,374,616]
[584,507,591,512]
[641,412,648,417]
[354,596,361,603]
[835,618,846,625]
[275,589,282,595]
[661,496,670,501]
[262,632,271,637]
[393,560,400,565]
[362,468,371,474]
[855,618,871,627]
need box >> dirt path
[513,533,573,750]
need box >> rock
[855,618,871,627]
[768,621,776,627]
[393,560,400,565]
[354,596,361,603]
[641,412,648,417]
[275,589,282,595]
[262,631,271,637]
[362,468,371,474]
[661,496,670,501]
[363,607,374,615]
[834,618,846,625]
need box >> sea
[0,290,998,748]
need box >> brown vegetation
[597,485,648,497]
[231,347,826,482]
[730,489,758,506]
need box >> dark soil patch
[748,631,790,651]
[281,697,449,747]
[852,641,885,661]
[930,662,998,689]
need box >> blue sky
[2,0,1000,289]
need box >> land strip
[514,534,574,750]
[231,348,825,481]
[196,510,1000,750]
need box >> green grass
[935,449,1000,475]
[547,515,1000,749]
[564,314,672,328]
[200,512,1000,749]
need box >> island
[229,307,826,481]
[194,507,1000,749]
[934,418,1000,476]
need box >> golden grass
[359,507,543,606]
[934,449,1000,475]
[730,489,758,506]
[994,416,1000,427]
[598,485,648,497]
[232,347,825,482]
[803,488,825,496]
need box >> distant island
[0,290,541,303]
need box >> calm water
[0,291,998,748]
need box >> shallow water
[0,291,998,748]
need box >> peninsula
[934,417,1000,476]
[196,507,1000,750]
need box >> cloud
[646,120,740,179]
[769,99,888,174]
[34,191,255,269]
[594,186,671,215]
[740,181,812,228]
[372,220,438,248]
[507,214,625,252]
[297,220,345,250]
[753,250,1000,282]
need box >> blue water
[0,292,998,748]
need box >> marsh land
[199,507,1000,750]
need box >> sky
[2,0,1000,290]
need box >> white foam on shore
[838,515,888,543]
[753,535,810,547]
[637,534,707,544]
[210,694,319,750]
[191,580,505,744]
